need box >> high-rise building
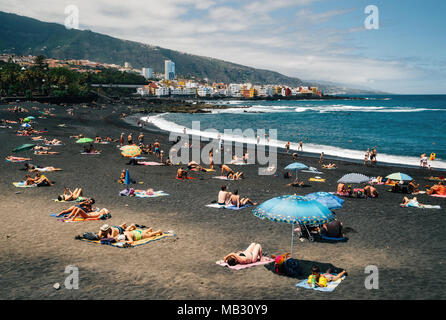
[141,67,153,79]
[164,60,175,80]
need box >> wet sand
[0,102,445,300]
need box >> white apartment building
[155,86,170,96]
[197,87,213,97]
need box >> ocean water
[140,95,446,169]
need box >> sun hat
[100,224,111,232]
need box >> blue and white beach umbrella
[304,192,344,210]
[21,123,31,128]
[284,162,308,179]
[337,173,370,184]
[252,195,335,256]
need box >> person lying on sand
[33,146,51,151]
[187,161,206,172]
[117,228,163,244]
[228,189,257,208]
[83,144,100,154]
[34,150,59,155]
[364,185,379,198]
[227,171,244,180]
[97,223,137,239]
[94,136,102,143]
[44,138,62,145]
[57,187,83,202]
[6,156,31,161]
[56,198,95,217]
[287,177,305,187]
[25,173,54,186]
[401,196,424,208]
[177,167,188,179]
[71,134,84,139]
[408,181,420,193]
[24,163,61,172]
[164,157,173,166]
[220,164,233,176]
[31,136,44,141]
[426,181,446,196]
[223,243,265,266]
[322,163,337,169]
[308,265,347,288]
[66,207,110,221]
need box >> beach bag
[82,232,99,241]
[283,258,302,277]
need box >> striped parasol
[121,145,142,158]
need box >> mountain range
[0,11,383,94]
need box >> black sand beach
[0,101,445,300]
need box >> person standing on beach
[319,152,324,164]
[120,133,124,147]
[127,133,133,145]
[370,148,377,166]
[209,150,214,169]
[298,140,303,151]
[364,148,370,166]
[138,132,144,145]
[285,142,290,153]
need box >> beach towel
[13,181,37,188]
[49,211,111,222]
[81,152,101,155]
[230,161,249,165]
[430,194,446,198]
[139,161,164,166]
[400,204,441,209]
[176,176,195,180]
[78,231,175,248]
[206,203,251,210]
[309,178,326,182]
[216,257,274,270]
[296,276,345,292]
[53,197,86,203]
[133,190,169,198]
[320,234,348,242]
[302,167,323,174]
[411,191,426,195]
[212,176,235,181]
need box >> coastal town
[1,54,323,99]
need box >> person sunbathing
[164,157,173,166]
[44,138,62,145]
[337,183,347,194]
[229,190,257,207]
[308,265,347,288]
[31,136,44,141]
[320,219,344,238]
[223,243,265,266]
[56,198,95,217]
[322,163,337,169]
[426,181,446,196]
[66,207,110,221]
[117,228,163,244]
[401,196,424,208]
[25,173,54,186]
[94,136,102,143]
[97,223,137,239]
[364,185,379,198]
[187,161,206,171]
[177,168,188,179]
[287,177,305,187]
[33,146,51,151]
[371,176,383,184]
[6,155,31,161]
[25,163,61,172]
[227,171,244,180]
[218,185,232,205]
[220,164,233,176]
[57,187,83,201]
[408,181,420,193]
[34,150,59,155]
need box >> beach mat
[134,190,169,198]
[49,213,109,222]
[296,276,345,292]
[212,176,237,181]
[78,231,175,248]
[81,152,101,155]
[309,178,326,182]
[400,204,441,209]
[206,203,251,210]
[13,181,36,188]
[216,257,274,270]
[138,161,164,166]
[53,197,86,203]
[430,194,446,198]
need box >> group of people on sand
[220,164,244,180]
[24,172,54,186]
[217,185,257,208]
[95,223,163,245]
[56,198,111,221]
[364,148,377,166]
[337,183,379,198]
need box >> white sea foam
[140,113,446,170]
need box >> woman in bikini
[57,187,83,201]
[56,198,95,217]
[229,190,257,208]
[34,150,59,155]
[119,228,163,244]
[223,243,264,266]
[97,223,137,239]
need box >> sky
[0,0,445,94]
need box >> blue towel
[296,276,345,292]
[320,234,347,241]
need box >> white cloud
[0,0,442,93]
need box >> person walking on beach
[120,133,124,147]
[298,140,303,151]
[319,152,324,164]
[285,142,291,153]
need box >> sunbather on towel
[116,228,163,244]
[426,181,446,196]
[401,196,424,208]
[322,163,337,169]
[25,173,53,186]
[227,171,244,180]
[57,187,83,201]
[97,223,137,239]
[364,185,379,198]
[287,177,305,187]
[44,138,62,145]
[308,265,347,287]
[187,161,206,171]
[218,185,232,205]
[177,167,188,180]
[56,198,95,217]
[223,243,264,266]
[229,190,257,208]
[220,164,233,176]
[34,150,59,155]
[24,163,61,172]
[33,146,51,151]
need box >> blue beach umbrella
[27,116,35,120]
[21,123,31,128]
[304,192,344,210]
[252,195,335,256]
[284,162,308,179]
